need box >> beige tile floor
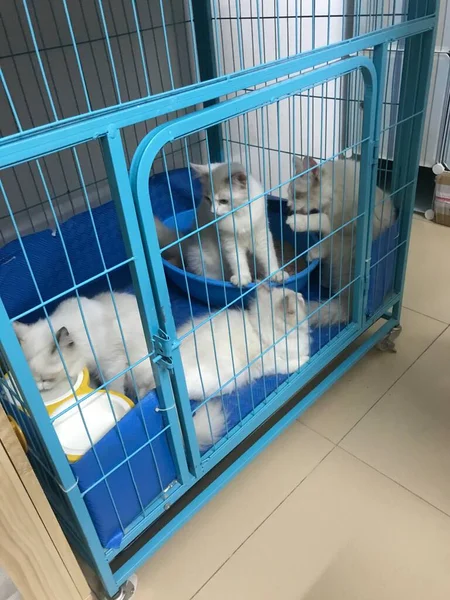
[131,217,450,600]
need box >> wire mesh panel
[0,0,438,597]
[0,134,195,578]
[0,1,436,250]
[211,0,412,75]
[0,1,426,134]
[0,0,200,133]
[130,60,378,463]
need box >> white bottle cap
[432,163,445,175]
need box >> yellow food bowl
[50,370,134,463]
[3,368,92,416]
[41,367,92,415]
[3,368,134,463]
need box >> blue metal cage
[0,1,438,597]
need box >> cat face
[191,162,250,218]
[288,156,331,214]
[14,320,83,393]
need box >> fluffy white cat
[286,156,395,323]
[14,286,310,447]
[158,162,287,287]
[176,285,310,397]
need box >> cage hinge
[372,141,380,165]
[152,330,178,370]
[364,256,372,297]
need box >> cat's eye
[218,199,228,205]
[204,195,212,203]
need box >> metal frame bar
[191,0,224,162]
[101,133,192,486]
[0,16,434,169]
[130,56,377,470]
[391,1,439,322]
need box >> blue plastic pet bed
[0,168,398,550]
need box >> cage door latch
[152,329,178,370]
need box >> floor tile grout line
[337,324,449,447]
[299,320,449,445]
[299,421,336,445]
[153,318,449,598]
[339,446,450,520]
[401,305,450,325]
[189,434,336,600]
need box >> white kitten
[176,285,310,400]
[286,156,394,323]
[158,163,286,287]
[13,294,153,398]
[13,293,218,448]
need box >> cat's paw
[230,273,252,287]
[307,246,322,261]
[286,213,308,232]
[270,269,289,283]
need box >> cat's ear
[295,156,319,181]
[190,163,210,178]
[231,170,247,189]
[296,292,306,310]
[13,321,28,342]
[294,155,306,173]
[284,293,298,316]
[52,327,74,352]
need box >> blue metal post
[101,131,192,486]
[358,42,389,323]
[351,63,377,324]
[188,0,223,162]
[390,0,438,321]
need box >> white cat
[176,285,310,399]
[13,286,310,447]
[12,293,219,448]
[286,156,395,323]
[158,162,287,287]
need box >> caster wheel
[424,209,434,221]
[376,325,402,353]
[111,574,138,600]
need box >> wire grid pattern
[1,1,413,133]
[0,138,184,549]
[0,1,425,245]
[153,71,370,449]
[211,0,410,76]
[217,1,409,193]
[0,1,437,595]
